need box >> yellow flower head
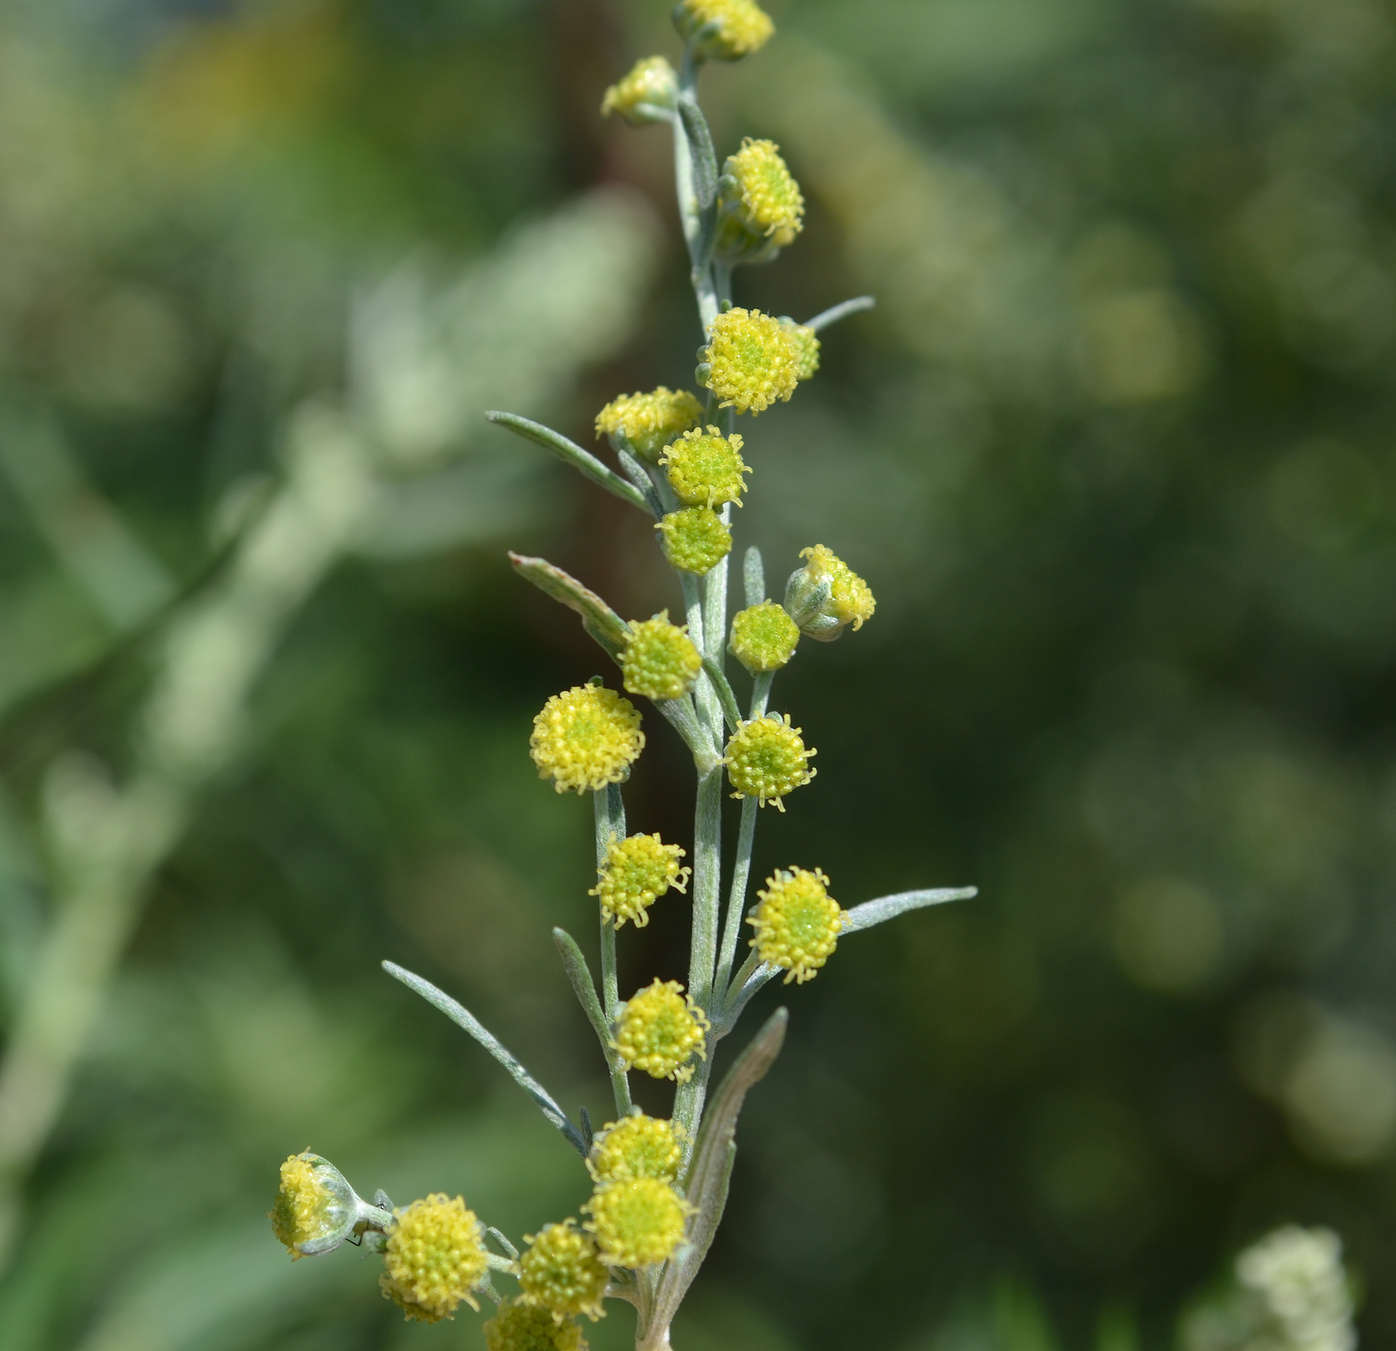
[590,832,690,930]
[486,1299,589,1351]
[698,308,800,414]
[518,1219,609,1321]
[781,319,820,381]
[601,56,677,125]
[613,978,710,1082]
[588,1111,685,1185]
[749,867,847,983]
[661,426,751,508]
[728,601,799,673]
[596,387,703,462]
[622,613,703,702]
[380,1194,489,1323]
[723,713,816,809]
[785,544,875,641]
[656,506,732,575]
[721,139,804,249]
[531,685,644,795]
[270,1151,358,1258]
[585,1178,691,1268]
[675,0,775,61]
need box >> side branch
[487,411,650,513]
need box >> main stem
[594,786,632,1116]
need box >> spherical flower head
[518,1219,609,1321]
[749,867,847,984]
[728,601,799,673]
[656,506,732,575]
[621,613,702,702]
[596,387,703,463]
[784,545,875,641]
[380,1194,488,1323]
[723,713,816,810]
[601,56,677,126]
[589,1112,685,1185]
[613,978,710,1082]
[590,832,690,930]
[584,1178,691,1268]
[486,1300,589,1351]
[781,319,820,381]
[531,685,644,795]
[720,139,804,250]
[697,308,799,415]
[270,1151,359,1258]
[674,0,775,61]
[660,426,750,508]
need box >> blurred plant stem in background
[0,188,659,1272]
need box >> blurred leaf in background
[1,0,1395,1347]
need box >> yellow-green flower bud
[270,1151,364,1259]
[601,56,677,126]
[656,506,732,575]
[613,978,710,1082]
[531,685,644,795]
[749,866,847,984]
[783,544,875,641]
[660,426,750,508]
[781,319,820,381]
[596,387,703,462]
[590,832,690,930]
[518,1219,609,1321]
[380,1193,489,1323]
[723,713,816,810]
[714,139,804,263]
[697,307,800,415]
[486,1300,589,1351]
[588,1111,685,1185]
[674,0,774,61]
[621,613,703,702]
[728,600,799,673]
[585,1178,691,1268]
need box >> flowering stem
[714,795,757,997]
[595,786,626,1026]
[675,46,718,331]
[688,768,723,1011]
[750,670,773,718]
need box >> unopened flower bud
[728,600,799,673]
[783,545,875,641]
[656,506,732,575]
[601,56,677,126]
[723,713,816,809]
[622,613,703,702]
[674,0,775,61]
[661,426,750,508]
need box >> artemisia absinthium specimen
[270,3,976,1345]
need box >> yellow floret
[699,308,800,414]
[380,1194,488,1323]
[601,56,676,125]
[723,713,816,810]
[270,1151,356,1258]
[675,0,775,60]
[782,320,820,381]
[724,139,804,247]
[596,387,704,462]
[800,545,875,632]
[588,1112,685,1185]
[728,601,799,673]
[530,685,644,795]
[613,978,710,1082]
[518,1219,609,1321]
[485,1300,589,1351]
[585,1178,691,1268]
[590,833,690,930]
[656,506,732,575]
[660,426,750,508]
[749,866,847,983]
[621,613,703,702]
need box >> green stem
[714,795,757,998]
[688,768,723,1012]
[595,786,626,1025]
[750,670,773,718]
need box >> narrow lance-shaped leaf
[487,411,650,514]
[382,960,588,1157]
[647,1008,787,1337]
[804,296,876,333]
[508,552,630,657]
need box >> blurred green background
[0,0,1392,1346]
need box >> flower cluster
[380,1194,489,1322]
[724,713,816,809]
[613,978,710,1083]
[530,685,644,794]
[590,832,690,929]
[661,426,750,508]
[749,867,847,983]
[621,614,703,702]
[595,387,703,461]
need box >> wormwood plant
[269,4,975,1347]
